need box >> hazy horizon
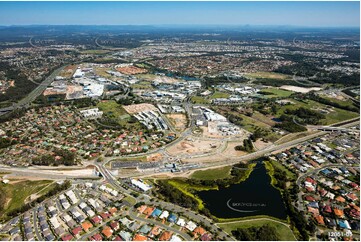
[0,1,359,27]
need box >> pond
[197,162,287,219]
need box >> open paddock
[166,138,221,156]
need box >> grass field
[191,166,232,180]
[123,196,137,206]
[320,95,356,107]
[80,49,112,55]
[94,67,113,77]
[0,180,53,218]
[209,91,230,99]
[322,107,359,125]
[245,72,291,80]
[135,74,158,81]
[97,100,129,119]
[131,80,154,90]
[238,114,270,132]
[260,88,294,98]
[191,96,209,104]
[273,99,359,125]
[275,131,313,145]
[37,182,58,197]
[250,112,276,126]
[218,219,296,241]
[266,160,296,181]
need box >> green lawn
[191,166,232,180]
[97,100,129,118]
[191,96,209,104]
[123,196,137,206]
[238,114,270,132]
[218,219,296,241]
[0,180,53,218]
[320,95,356,107]
[80,49,112,55]
[37,182,57,197]
[323,107,359,125]
[270,160,296,180]
[97,100,146,130]
[260,88,294,98]
[273,99,359,125]
[210,91,230,99]
[131,81,154,90]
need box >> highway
[0,65,66,116]
[2,119,356,181]
[0,60,358,241]
[116,119,359,178]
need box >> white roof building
[176,218,186,227]
[131,179,152,192]
[49,217,60,229]
[170,235,182,242]
[87,210,95,217]
[62,214,72,223]
[79,202,87,210]
[73,68,85,78]
[65,190,78,204]
[159,211,169,219]
[80,108,103,119]
[185,221,197,232]
[110,190,119,196]
[88,198,101,210]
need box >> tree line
[266,160,310,241]
[232,224,280,241]
[32,148,77,166]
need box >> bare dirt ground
[166,114,187,132]
[65,85,83,99]
[223,141,248,157]
[254,139,273,150]
[60,64,77,78]
[166,138,221,156]
[322,93,346,101]
[200,123,249,139]
[200,125,230,138]
[116,66,148,75]
[94,67,112,77]
[180,141,249,164]
[123,103,157,114]
[280,85,322,93]
[153,76,182,84]
[147,153,163,162]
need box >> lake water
[197,162,287,219]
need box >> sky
[0,1,359,27]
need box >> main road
[0,65,66,115]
